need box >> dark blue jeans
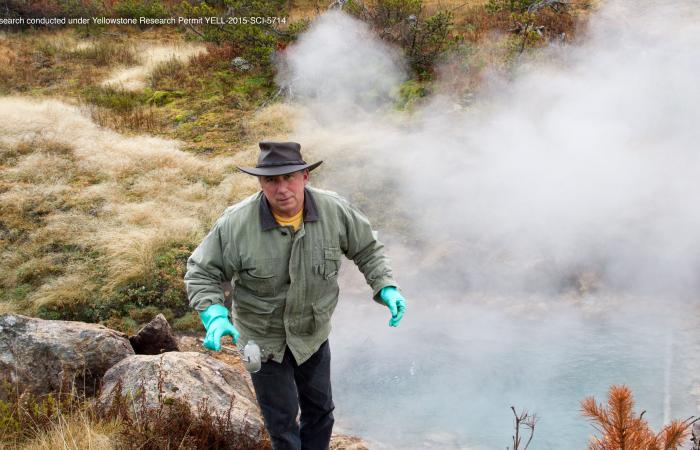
[251,340,335,450]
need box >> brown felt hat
[238,142,322,176]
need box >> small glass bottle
[242,340,261,373]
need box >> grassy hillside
[0,0,594,333]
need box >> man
[184,141,407,450]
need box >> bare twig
[509,406,537,450]
[689,419,700,450]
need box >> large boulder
[128,313,179,355]
[0,314,134,398]
[98,351,267,444]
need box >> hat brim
[238,160,322,176]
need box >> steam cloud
[275,1,700,448]
[278,2,700,297]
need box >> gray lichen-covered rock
[128,313,179,355]
[98,351,266,442]
[0,314,134,398]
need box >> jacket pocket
[294,309,316,336]
[310,303,332,335]
[234,295,277,336]
[322,247,342,280]
[238,266,276,296]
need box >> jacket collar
[259,187,320,231]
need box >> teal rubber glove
[379,286,406,327]
[199,304,240,351]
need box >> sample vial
[243,340,262,373]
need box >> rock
[230,56,251,71]
[177,334,258,397]
[98,351,267,443]
[0,314,134,398]
[128,314,179,355]
[691,422,700,450]
[330,433,371,450]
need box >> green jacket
[185,186,398,364]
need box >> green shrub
[0,0,105,20]
[147,89,184,106]
[34,240,190,324]
[36,298,106,322]
[113,0,169,20]
[178,0,288,67]
[346,0,455,77]
[82,86,148,113]
[396,79,428,110]
[104,243,193,319]
[173,311,201,332]
[128,305,174,323]
[486,0,538,13]
[102,314,139,334]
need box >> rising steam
[275,2,700,448]
[278,3,700,297]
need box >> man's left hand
[379,286,406,327]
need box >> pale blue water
[330,293,699,449]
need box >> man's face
[259,170,309,217]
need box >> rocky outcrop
[0,314,134,398]
[2,313,374,448]
[330,434,371,449]
[98,351,266,442]
[128,313,179,355]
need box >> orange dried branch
[581,385,696,450]
[658,418,697,450]
[582,396,610,429]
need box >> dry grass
[244,103,299,142]
[102,42,207,91]
[0,83,283,319]
[87,104,160,133]
[68,40,138,67]
[0,30,141,95]
[189,42,242,72]
[0,96,250,317]
[21,411,122,450]
[0,381,269,450]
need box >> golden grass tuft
[0,302,18,315]
[0,42,18,75]
[246,103,299,139]
[21,411,122,450]
[29,272,98,311]
[102,42,207,92]
[68,40,137,67]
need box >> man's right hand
[199,304,240,351]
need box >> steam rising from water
[277,2,700,448]
[279,3,700,296]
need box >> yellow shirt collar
[272,208,303,231]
